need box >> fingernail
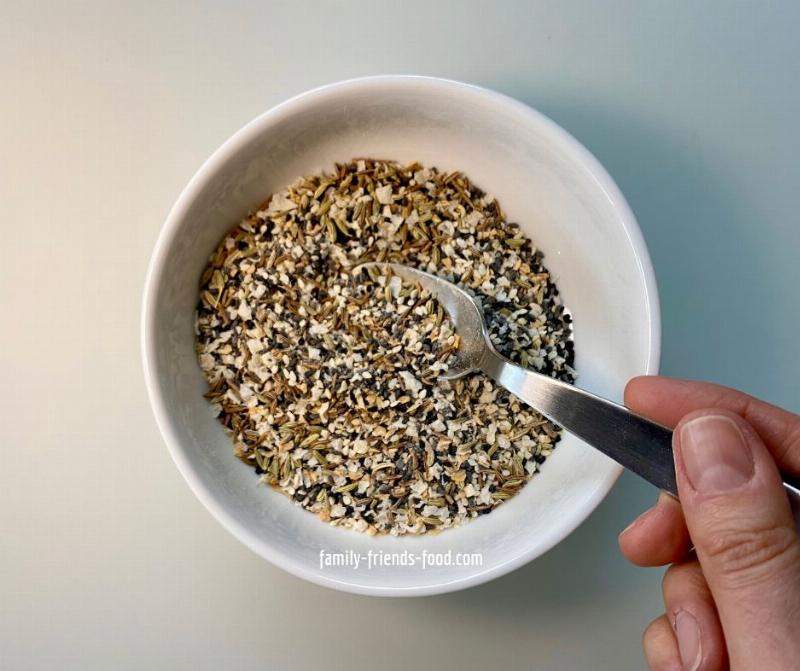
[619,508,650,536]
[619,515,642,539]
[619,519,635,536]
[656,490,676,506]
[679,415,754,494]
[619,493,669,538]
[674,610,702,671]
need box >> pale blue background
[1,1,798,669]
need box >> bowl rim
[141,74,661,596]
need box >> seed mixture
[195,159,575,535]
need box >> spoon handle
[480,352,800,520]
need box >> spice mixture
[195,159,575,535]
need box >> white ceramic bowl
[142,76,660,596]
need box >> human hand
[619,377,800,670]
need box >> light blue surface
[1,1,798,669]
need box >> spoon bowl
[357,262,488,379]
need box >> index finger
[625,376,800,474]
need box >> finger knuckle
[701,521,800,588]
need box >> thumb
[674,409,800,669]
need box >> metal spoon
[359,263,800,515]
